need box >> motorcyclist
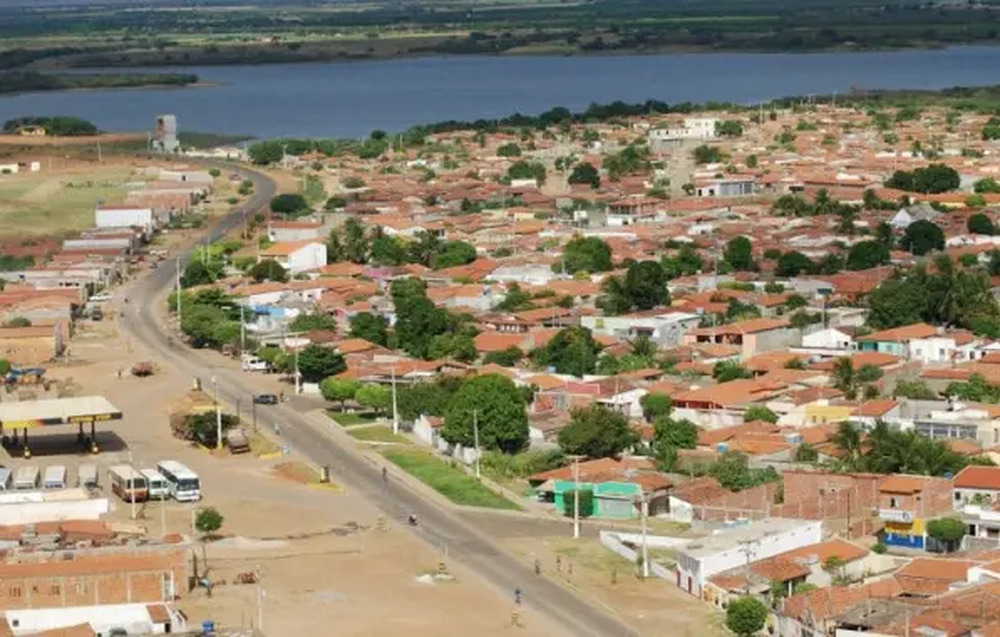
[408,513,418,526]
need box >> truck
[226,428,250,454]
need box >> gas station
[0,396,123,458]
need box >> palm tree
[832,357,857,400]
[630,334,657,361]
[832,421,864,471]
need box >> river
[2,46,1000,139]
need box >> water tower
[151,114,179,153]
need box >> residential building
[857,323,938,357]
[258,240,327,274]
[683,318,800,358]
[580,311,701,346]
[94,206,154,234]
[877,474,953,550]
[674,518,823,597]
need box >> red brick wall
[692,482,779,522]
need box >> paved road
[122,165,639,637]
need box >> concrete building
[94,206,154,235]
[683,318,800,358]
[856,323,937,357]
[694,177,756,198]
[581,311,701,346]
[953,466,1000,509]
[674,518,823,597]
[267,220,324,243]
[878,474,953,550]
[258,240,327,274]
[151,115,179,154]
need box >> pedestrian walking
[514,587,522,606]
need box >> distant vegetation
[0,71,198,96]
[2,0,1000,72]
[2,116,97,136]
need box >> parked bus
[140,469,170,500]
[108,465,148,503]
[42,465,66,490]
[156,460,201,502]
[13,466,38,490]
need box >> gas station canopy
[0,396,122,430]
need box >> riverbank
[0,71,201,96]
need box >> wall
[0,499,109,525]
[749,327,802,357]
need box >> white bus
[140,469,170,500]
[108,465,148,503]
[156,460,201,502]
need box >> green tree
[640,393,672,422]
[795,443,819,462]
[568,162,601,188]
[442,374,529,453]
[969,213,996,235]
[289,313,337,332]
[693,145,723,164]
[713,360,751,382]
[894,379,937,400]
[901,219,945,256]
[926,517,966,553]
[248,259,288,283]
[531,326,602,377]
[295,344,346,383]
[559,236,612,274]
[195,507,224,535]
[433,241,477,269]
[831,357,857,399]
[349,312,389,346]
[885,164,960,194]
[391,278,449,359]
[600,261,669,314]
[507,160,547,185]
[342,217,370,264]
[320,377,362,410]
[428,333,477,363]
[181,259,220,288]
[846,240,890,271]
[744,405,778,423]
[975,177,1000,194]
[775,251,815,277]
[726,596,768,637]
[723,236,755,271]
[248,140,284,165]
[866,277,927,329]
[709,452,779,491]
[558,405,638,459]
[483,347,524,367]
[354,384,392,415]
[562,489,595,518]
[716,120,743,137]
[497,142,522,157]
[270,193,309,216]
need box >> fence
[598,530,686,582]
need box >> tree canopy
[901,219,945,256]
[969,213,996,235]
[391,278,450,359]
[442,374,528,453]
[531,326,603,377]
[270,193,310,216]
[846,240,890,271]
[885,164,960,194]
[558,404,638,459]
[568,162,601,188]
[726,596,768,637]
[349,312,389,346]
[723,236,755,271]
[295,344,346,383]
[559,236,612,274]
[248,259,288,283]
[599,260,670,315]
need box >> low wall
[599,530,686,582]
[0,498,109,525]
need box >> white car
[89,293,111,303]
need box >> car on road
[253,394,278,405]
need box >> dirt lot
[21,302,568,637]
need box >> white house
[674,518,823,597]
[267,220,324,243]
[800,327,854,352]
[953,466,1000,509]
[581,311,701,347]
[890,204,942,230]
[909,332,982,364]
[258,240,327,274]
[95,206,154,234]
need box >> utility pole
[293,344,300,396]
[212,376,222,450]
[175,258,182,325]
[738,539,759,595]
[473,409,481,479]
[636,493,650,578]
[256,566,265,632]
[391,366,399,435]
[567,455,585,539]
[239,303,246,364]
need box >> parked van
[77,464,98,489]
[141,469,170,500]
[42,465,66,490]
[13,466,38,490]
[0,468,12,491]
[241,356,270,372]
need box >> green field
[382,448,521,510]
[0,165,132,237]
[348,425,411,444]
[328,411,377,427]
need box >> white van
[42,465,66,490]
[0,468,12,491]
[141,469,170,500]
[77,464,98,489]
[241,356,270,372]
[13,466,39,490]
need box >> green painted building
[553,480,643,519]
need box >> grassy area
[248,430,280,456]
[551,538,636,577]
[327,411,377,427]
[382,448,521,511]
[347,425,411,444]
[0,164,132,237]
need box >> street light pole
[175,258,182,325]
[212,376,222,451]
[239,303,246,364]
[473,409,481,479]
[293,344,300,396]
[391,366,399,435]
[567,455,584,539]
[636,493,650,578]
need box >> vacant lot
[0,163,133,237]
[382,448,521,511]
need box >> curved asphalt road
[122,164,639,637]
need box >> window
[889,497,899,508]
